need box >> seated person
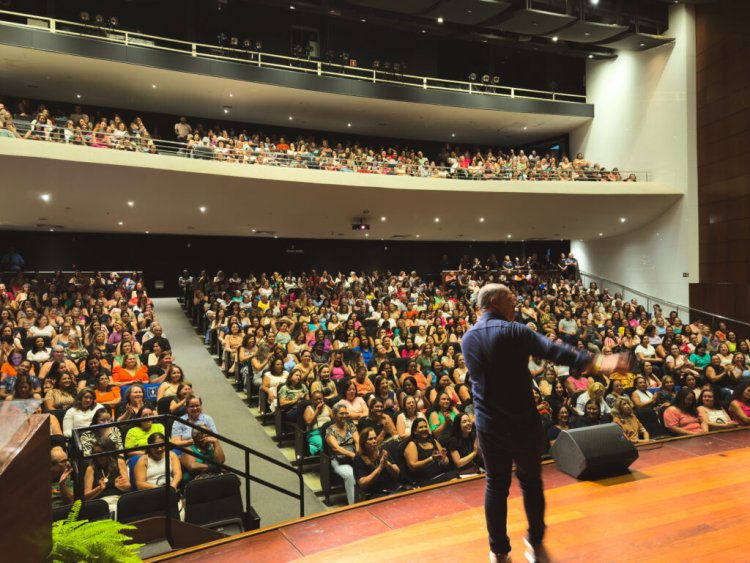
[728,382,750,426]
[325,403,359,505]
[303,391,333,455]
[134,432,182,490]
[51,446,74,508]
[572,400,607,428]
[111,353,149,387]
[547,405,574,445]
[277,369,309,423]
[446,412,483,472]
[43,372,77,411]
[79,409,124,457]
[181,426,226,484]
[396,395,427,439]
[631,376,658,409]
[83,437,131,513]
[353,426,400,499]
[428,391,460,442]
[353,366,375,397]
[124,406,165,457]
[336,380,369,422]
[663,388,708,436]
[404,418,454,486]
[62,387,105,438]
[575,382,611,417]
[356,397,397,445]
[171,395,217,447]
[698,388,738,430]
[611,398,650,443]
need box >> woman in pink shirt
[728,382,750,426]
[663,388,708,436]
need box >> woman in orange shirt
[93,372,121,417]
[112,353,148,387]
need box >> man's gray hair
[476,283,512,311]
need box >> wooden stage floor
[158,430,750,563]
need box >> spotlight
[383,61,391,72]
[482,74,490,84]
[243,39,251,49]
[80,11,90,22]
[393,62,401,73]
[109,16,119,27]
[230,37,239,47]
[492,76,500,85]
[255,40,263,50]
[94,14,104,25]
[372,59,381,69]
[217,33,227,45]
[468,73,477,81]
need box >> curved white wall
[571,4,698,306]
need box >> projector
[352,223,370,231]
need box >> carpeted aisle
[153,298,324,525]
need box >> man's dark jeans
[477,423,546,555]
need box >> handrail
[0,8,586,104]
[70,413,306,542]
[3,122,648,182]
[579,270,750,333]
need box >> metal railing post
[191,43,197,57]
[124,31,129,46]
[317,62,322,76]
[50,19,56,33]
[164,438,174,547]
[423,77,427,90]
[245,450,251,511]
[257,52,262,67]
[372,69,376,83]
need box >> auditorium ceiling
[0,44,589,147]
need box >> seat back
[116,487,180,523]
[184,474,244,527]
[52,499,111,522]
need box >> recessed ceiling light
[620,217,626,223]
[251,229,256,233]
[229,93,233,97]
[507,234,512,238]
[479,217,485,223]
[435,217,440,222]
[40,193,51,202]
[347,122,352,127]
[523,126,528,130]
[118,221,123,226]
[482,39,488,43]
[127,201,134,207]
[361,18,366,23]
[584,32,590,36]
[290,4,295,9]
[588,54,594,59]
[49,228,54,232]
[552,36,559,42]
[365,233,369,237]
[639,43,645,47]
[416,234,421,238]
[599,232,603,236]
[76,94,81,99]
[421,29,426,34]
[437,17,444,23]
[145,231,150,234]
[288,116,293,120]
[451,133,456,137]
[590,0,599,6]
[274,235,278,239]
[152,84,156,89]
[381,216,386,221]
[223,108,229,114]
[199,206,207,213]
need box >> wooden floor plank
[295,448,750,563]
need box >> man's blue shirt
[462,313,591,432]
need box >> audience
[1,97,635,182]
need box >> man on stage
[462,284,627,562]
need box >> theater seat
[52,499,111,522]
[183,474,245,535]
[117,487,180,524]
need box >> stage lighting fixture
[255,41,263,50]
[393,62,401,73]
[243,39,251,48]
[492,76,500,85]
[94,14,104,24]
[372,59,381,69]
[109,16,119,27]
[482,74,490,84]
[383,61,391,71]
[468,73,477,81]
[217,33,227,45]
[80,11,90,22]
[352,223,370,231]
[230,36,239,47]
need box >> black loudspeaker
[550,423,638,480]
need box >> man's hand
[598,352,635,375]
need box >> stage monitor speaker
[550,423,638,480]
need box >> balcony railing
[0,8,587,105]
[2,122,648,182]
